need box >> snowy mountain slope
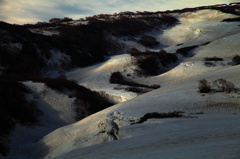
[30,72,240,158]
[1,3,240,159]
[29,79,240,158]
[4,81,76,159]
[67,54,138,102]
[0,78,113,159]
[23,81,76,125]
[67,9,240,92]
[28,8,240,159]
[0,6,178,158]
[57,114,240,159]
[158,9,239,46]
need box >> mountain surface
[0,3,240,159]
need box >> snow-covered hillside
[1,3,240,159]
[30,7,240,159]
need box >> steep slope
[0,8,178,158]
[31,65,240,158]
[67,9,240,95]
[0,11,178,78]
[1,3,240,159]
[30,6,240,159]
[0,78,113,158]
[58,115,240,159]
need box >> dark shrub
[0,21,114,76]
[215,4,240,15]
[109,72,160,89]
[49,18,62,23]
[23,22,55,28]
[137,55,160,75]
[212,79,236,93]
[0,75,114,121]
[158,50,178,66]
[0,79,41,156]
[198,79,237,93]
[198,79,211,93]
[0,141,9,157]
[204,61,216,67]
[203,56,224,67]
[90,15,178,37]
[125,87,151,94]
[109,72,124,84]
[40,78,114,120]
[0,13,178,76]
[0,111,14,156]
[57,25,109,67]
[222,17,240,22]
[135,111,185,124]
[124,85,160,94]
[131,53,160,76]
[127,48,140,54]
[150,84,161,89]
[90,17,149,36]
[21,78,114,120]
[176,45,198,56]
[177,43,183,46]
[204,56,223,61]
[0,80,40,125]
[201,42,211,45]
[232,55,240,65]
[49,17,73,24]
[61,17,73,22]
[0,41,44,75]
[138,35,159,47]
[130,50,178,76]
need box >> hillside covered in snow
[1,2,240,159]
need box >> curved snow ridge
[159,9,240,46]
[67,54,133,85]
[192,31,240,59]
[29,107,138,158]
[179,9,239,23]
[67,54,137,101]
[146,29,240,86]
[157,24,201,46]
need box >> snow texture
[3,8,240,159]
